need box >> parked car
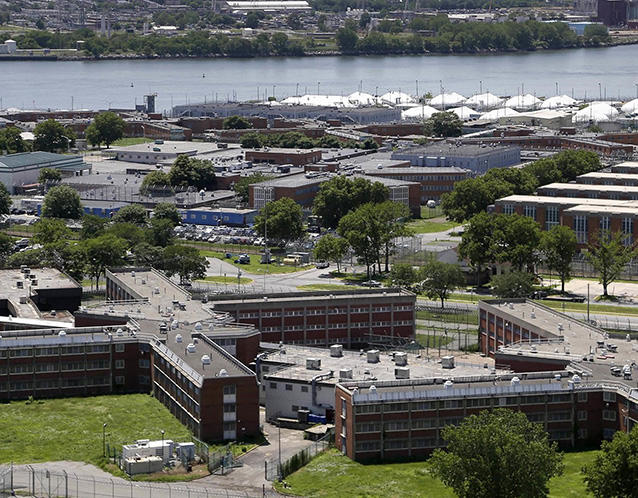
[362,280,382,287]
[315,261,330,269]
[235,254,251,264]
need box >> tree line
[240,131,378,151]
[12,18,609,59]
[441,150,602,223]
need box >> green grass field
[196,275,253,285]
[0,394,192,467]
[407,217,460,235]
[275,449,597,497]
[111,137,154,147]
[199,250,302,274]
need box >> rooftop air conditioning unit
[330,345,343,358]
[16,281,23,289]
[201,355,211,365]
[367,350,380,364]
[186,343,196,353]
[306,358,321,370]
[394,352,408,366]
[395,367,410,379]
[441,356,455,369]
[339,368,353,380]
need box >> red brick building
[213,289,416,348]
[245,148,322,167]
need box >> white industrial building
[0,152,90,193]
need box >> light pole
[161,430,165,463]
[317,82,321,95]
[102,423,107,457]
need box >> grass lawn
[275,449,595,497]
[416,333,455,348]
[199,250,302,274]
[0,394,192,467]
[297,284,364,291]
[111,137,154,147]
[196,275,253,285]
[416,310,478,325]
[408,217,460,235]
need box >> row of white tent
[279,92,581,110]
[402,101,624,124]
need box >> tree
[492,213,541,272]
[376,201,411,272]
[583,425,638,498]
[424,111,463,137]
[0,127,30,154]
[80,214,108,240]
[430,409,563,498]
[240,133,263,149]
[38,167,62,183]
[140,170,172,195]
[541,225,577,293]
[133,242,165,268]
[418,260,465,307]
[163,245,209,284]
[42,185,83,219]
[233,172,273,203]
[338,203,384,279]
[314,176,389,230]
[0,183,11,216]
[336,28,358,51]
[586,230,637,297]
[490,271,535,298]
[222,115,252,130]
[390,263,419,288]
[244,11,260,29]
[458,212,496,286]
[32,218,72,245]
[33,119,76,152]
[112,204,148,225]
[168,155,216,190]
[313,234,349,273]
[254,197,303,243]
[85,111,125,148]
[147,217,175,247]
[0,232,14,265]
[82,234,127,290]
[153,203,182,226]
[107,222,147,249]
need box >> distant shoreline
[0,38,636,62]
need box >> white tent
[380,91,416,105]
[447,106,482,121]
[505,94,542,110]
[348,92,378,106]
[621,98,638,115]
[429,92,466,108]
[401,105,439,121]
[540,95,577,109]
[573,103,619,123]
[280,94,355,107]
[464,92,503,110]
[480,107,521,121]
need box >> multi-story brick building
[213,289,416,348]
[335,298,636,462]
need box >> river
[1,44,637,114]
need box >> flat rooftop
[496,195,638,207]
[213,288,414,306]
[112,141,222,156]
[578,172,638,181]
[539,183,638,193]
[261,343,499,385]
[0,267,80,292]
[565,204,638,216]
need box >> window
[578,410,588,421]
[578,392,588,403]
[224,404,236,413]
[139,375,150,385]
[115,376,125,385]
[223,385,236,395]
[523,204,537,221]
[223,422,236,431]
[384,439,408,450]
[115,360,125,369]
[502,204,515,215]
[599,216,610,233]
[269,382,277,389]
[285,384,293,391]
[139,359,150,369]
[603,410,617,421]
[573,215,588,244]
[356,423,381,433]
[355,405,381,414]
[623,217,634,246]
[545,206,559,230]
[356,441,380,452]
[412,419,436,429]
[385,403,409,412]
[578,429,588,439]
[115,344,125,353]
[385,421,409,431]
[603,391,617,402]
[301,386,309,393]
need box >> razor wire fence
[2,465,275,498]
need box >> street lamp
[102,423,107,457]
[161,430,165,464]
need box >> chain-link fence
[264,434,332,482]
[5,465,274,498]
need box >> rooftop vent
[58,330,67,337]
[330,345,343,358]
[367,350,380,364]
[369,385,377,394]
[219,369,228,377]
[306,358,322,370]
[572,374,581,383]
[395,367,410,379]
[201,355,211,365]
[444,380,454,390]
[186,343,196,353]
[555,373,562,381]
[339,368,353,380]
[116,328,124,337]
[394,352,408,366]
[511,376,520,387]
[531,308,536,319]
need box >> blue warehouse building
[181,207,257,227]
